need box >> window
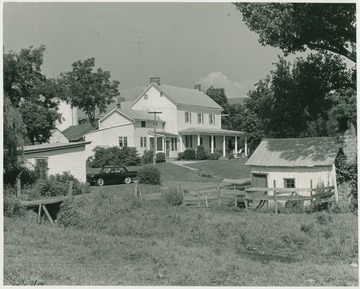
[197,113,204,124]
[171,138,178,151]
[185,135,193,148]
[185,112,192,123]
[209,114,215,125]
[141,121,146,128]
[200,137,203,146]
[284,178,295,188]
[140,137,147,148]
[208,136,216,148]
[119,137,128,148]
[144,94,148,100]
[35,158,48,179]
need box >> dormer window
[144,94,148,100]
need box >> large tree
[60,58,120,127]
[245,52,355,142]
[234,3,356,62]
[3,46,62,144]
[205,86,229,109]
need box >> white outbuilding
[20,142,91,183]
[245,137,341,202]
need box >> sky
[2,2,326,100]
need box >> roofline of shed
[22,141,92,154]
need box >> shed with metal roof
[245,137,341,202]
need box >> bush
[164,188,183,206]
[89,146,141,168]
[178,152,184,160]
[209,151,222,160]
[29,172,90,199]
[183,149,196,160]
[3,165,38,187]
[196,146,208,160]
[4,196,26,217]
[138,165,161,185]
[57,197,91,228]
[141,150,153,165]
[156,152,166,163]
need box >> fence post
[17,178,21,198]
[37,203,42,224]
[245,189,248,210]
[205,193,208,208]
[107,197,112,217]
[134,181,138,196]
[197,192,200,207]
[68,181,73,197]
[273,180,277,214]
[310,179,313,212]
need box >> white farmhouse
[245,137,341,201]
[84,77,248,159]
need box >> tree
[205,86,229,109]
[60,58,120,127]
[3,94,27,173]
[234,3,356,62]
[245,52,354,143]
[3,46,62,144]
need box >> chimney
[116,96,125,108]
[150,77,161,86]
[194,84,201,91]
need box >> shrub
[141,150,153,165]
[138,165,161,185]
[4,196,26,217]
[183,149,196,160]
[164,188,184,206]
[57,197,91,228]
[3,165,38,187]
[90,146,141,168]
[196,146,208,160]
[228,153,235,159]
[178,152,184,160]
[209,150,222,160]
[156,152,166,163]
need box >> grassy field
[185,159,250,179]
[4,183,358,286]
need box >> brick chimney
[150,77,161,85]
[116,96,125,108]
[194,84,201,91]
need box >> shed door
[252,174,267,188]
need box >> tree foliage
[88,146,141,168]
[234,3,356,62]
[205,86,229,109]
[60,58,120,127]
[3,95,27,173]
[3,45,62,144]
[244,53,355,145]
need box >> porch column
[234,136,238,155]
[197,134,201,147]
[222,135,226,157]
[211,135,214,153]
[244,137,248,157]
[179,136,183,152]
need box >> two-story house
[84,77,248,159]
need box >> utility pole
[148,111,162,165]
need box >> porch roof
[178,127,248,136]
[148,131,179,137]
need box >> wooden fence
[139,182,250,208]
[245,185,335,214]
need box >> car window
[110,168,117,173]
[119,167,126,173]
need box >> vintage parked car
[86,166,138,186]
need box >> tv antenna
[130,30,149,94]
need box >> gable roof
[23,141,91,154]
[131,82,223,110]
[98,108,165,124]
[62,122,97,142]
[246,137,341,167]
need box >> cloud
[196,72,254,99]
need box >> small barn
[245,137,341,202]
[20,142,91,183]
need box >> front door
[251,173,268,208]
[165,139,170,157]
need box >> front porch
[178,127,249,157]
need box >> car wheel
[97,178,104,186]
[124,177,132,184]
